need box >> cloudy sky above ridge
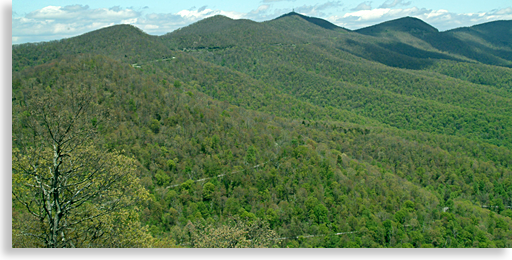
[12,0,512,44]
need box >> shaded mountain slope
[356,17,438,37]
[426,21,512,67]
[354,17,512,68]
[448,20,512,48]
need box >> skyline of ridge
[12,0,512,44]
[13,10,512,46]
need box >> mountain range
[12,12,512,248]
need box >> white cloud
[342,8,393,21]
[378,0,411,9]
[496,7,512,15]
[144,24,159,30]
[26,6,76,20]
[425,9,449,19]
[352,2,372,11]
[26,5,140,21]
[198,6,207,12]
[13,5,143,44]
[121,18,138,24]
[293,1,343,17]
[61,4,90,12]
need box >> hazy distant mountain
[355,16,438,37]
[355,16,512,67]
[448,20,512,48]
[431,20,512,67]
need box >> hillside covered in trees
[11,12,512,248]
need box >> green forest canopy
[12,13,512,248]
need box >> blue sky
[12,0,512,44]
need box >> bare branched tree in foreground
[12,86,150,248]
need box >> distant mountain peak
[202,14,234,22]
[273,11,347,31]
[276,11,301,18]
[356,16,438,37]
[446,19,512,48]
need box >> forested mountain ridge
[274,11,349,31]
[445,20,512,48]
[355,16,439,36]
[355,17,512,68]
[168,13,512,148]
[12,13,512,248]
[12,24,173,71]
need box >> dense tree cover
[12,13,512,248]
[173,19,512,149]
[427,60,512,93]
[12,24,174,72]
[424,29,512,68]
[355,17,512,68]
[12,53,512,248]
